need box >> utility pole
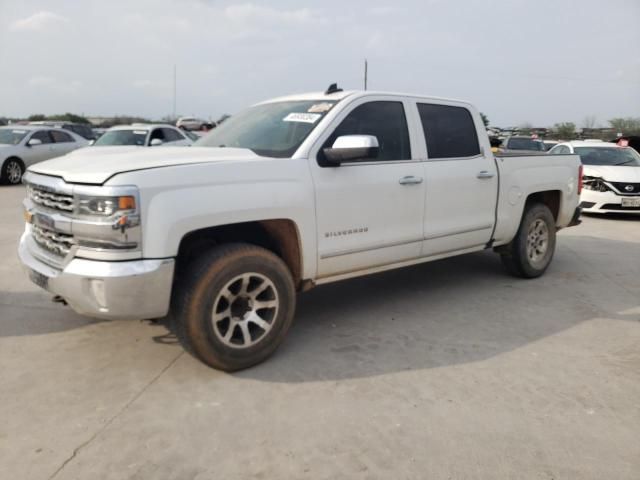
[172,64,177,119]
[364,59,368,90]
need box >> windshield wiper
[614,160,635,166]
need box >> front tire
[1,158,24,185]
[500,203,556,278]
[173,243,296,371]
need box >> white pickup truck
[19,86,582,371]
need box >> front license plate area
[29,269,49,290]
[621,197,640,208]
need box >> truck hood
[583,165,640,182]
[28,146,262,184]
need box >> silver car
[0,126,88,185]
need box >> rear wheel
[173,243,296,371]
[1,158,24,185]
[500,203,556,278]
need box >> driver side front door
[310,98,426,279]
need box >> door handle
[399,176,423,185]
[477,171,495,179]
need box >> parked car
[542,140,559,151]
[28,121,95,140]
[549,141,640,214]
[92,128,107,139]
[91,124,193,147]
[0,125,88,184]
[19,87,582,370]
[176,117,215,131]
[498,135,547,154]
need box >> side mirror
[88,139,95,146]
[323,135,379,165]
[27,138,42,147]
[150,138,163,146]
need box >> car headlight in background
[582,176,609,192]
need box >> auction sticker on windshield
[283,113,321,124]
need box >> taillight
[578,164,583,194]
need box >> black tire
[500,203,556,278]
[173,243,296,371]
[1,157,24,185]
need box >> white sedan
[0,125,88,185]
[549,141,640,214]
[91,124,195,148]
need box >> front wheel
[173,243,296,371]
[1,158,24,185]
[500,203,556,278]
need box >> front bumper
[19,233,175,320]
[580,189,640,214]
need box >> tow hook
[52,295,68,306]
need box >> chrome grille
[27,184,74,212]
[32,224,76,256]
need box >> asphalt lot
[1,183,639,480]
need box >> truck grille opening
[32,225,76,256]
[27,184,74,213]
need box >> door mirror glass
[27,138,42,147]
[323,135,379,165]
[88,139,95,146]
[150,138,163,146]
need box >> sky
[0,0,639,127]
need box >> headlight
[72,186,141,251]
[583,176,609,192]
[77,195,136,216]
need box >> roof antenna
[325,83,343,95]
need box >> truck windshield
[94,130,149,146]
[195,100,337,158]
[574,147,640,166]
[0,129,29,145]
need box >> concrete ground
[1,183,638,480]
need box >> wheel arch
[174,219,305,290]
[525,190,561,221]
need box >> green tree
[480,112,489,127]
[27,114,46,121]
[48,112,91,124]
[553,122,576,140]
[609,117,640,135]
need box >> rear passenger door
[417,102,498,256]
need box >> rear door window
[51,130,74,143]
[417,103,480,159]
